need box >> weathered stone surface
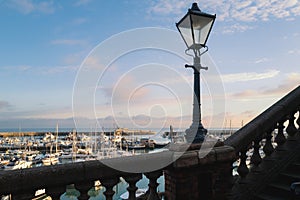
[172,151,198,168]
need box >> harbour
[0,127,171,200]
[0,127,232,199]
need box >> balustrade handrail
[0,150,173,195]
[224,85,300,153]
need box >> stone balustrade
[225,85,300,180]
[0,143,236,200]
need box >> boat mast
[55,123,58,153]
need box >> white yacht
[42,153,59,166]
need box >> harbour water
[58,175,165,200]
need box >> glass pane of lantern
[191,14,214,46]
[177,15,193,48]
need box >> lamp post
[176,3,216,143]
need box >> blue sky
[0,0,299,130]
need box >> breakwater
[0,132,70,137]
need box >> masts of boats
[42,125,60,166]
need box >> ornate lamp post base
[185,123,207,143]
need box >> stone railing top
[224,85,300,153]
[0,144,235,195]
[172,145,236,168]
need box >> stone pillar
[165,145,236,200]
[145,170,163,200]
[47,186,66,200]
[123,174,142,200]
[102,177,119,200]
[77,181,94,200]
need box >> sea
[57,175,165,200]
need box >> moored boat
[42,154,59,166]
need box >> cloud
[221,23,254,34]
[0,65,77,75]
[230,72,300,98]
[231,89,258,98]
[288,49,300,55]
[149,0,300,22]
[202,110,256,128]
[51,39,87,46]
[0,101,12,111]
[221,69,280,83]
[263,73,300,95]
[73,0,92,6]
[40,65,78,74]
[110,75,151,104]
[0,65,32,72]
[254,57,270,64]
[7,0,55,14]
[72,18,88,25]
[149,0,186,15]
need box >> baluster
[145,170,162,200]
[286,112,297,137]
[76,181,93,200]
[250,136,262,169]
[275,120,286,146]
[263,130,274,156]
[296,109,300,132]
[101,177,119,200]
[64,184,80,199]
[47,185,66,200]
[237,148,249,179]
[124,174,143,200]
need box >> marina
[0,126,233,200]
[0,127,188,170]
[0,127,177,200]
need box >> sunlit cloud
[230,72,300,98]
[264,73,300,95]
[221,69,280,83]
[0,101,13,111]
[203,110,256,129]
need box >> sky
[0,0,300,131]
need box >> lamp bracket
[185,64,208,71]
[185,46,209,57]
[199,46,208,56]
[185,49,194,57]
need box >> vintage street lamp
[176,2,216,143]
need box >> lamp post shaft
[185,54,207,143]
[193,56,201,126]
